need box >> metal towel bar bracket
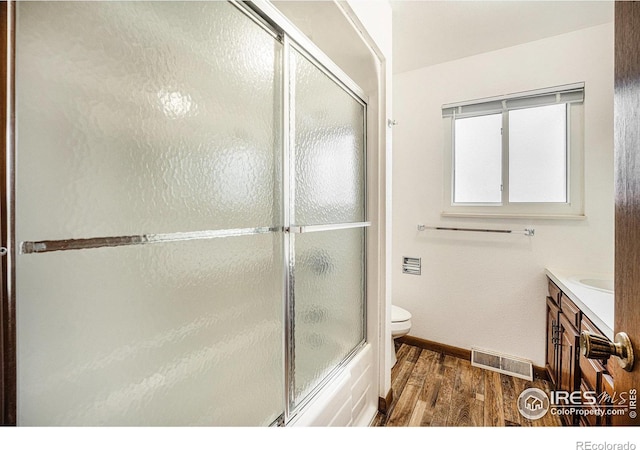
[417,224,535,237]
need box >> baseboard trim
[378,388,393,414]
[397,335,471,360]
[397,335,548,381]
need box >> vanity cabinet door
[558,313,581,426]
[602,374,615,426]
[546,297,561,385]
[579,346,605,427]
[579,381,600,427]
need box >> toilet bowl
[391,305,412,366]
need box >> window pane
[509,104,567,203]
[454,114,502,203]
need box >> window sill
[440,211,587,220]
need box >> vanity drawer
[548,279,562,305]
[580,352,604,392]
[581,316,610,367]
[561,295,582,330]
[581,314,604,337]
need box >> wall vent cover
[402,257,421,275]
[471,347,533,381]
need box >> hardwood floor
[372,343,562,427]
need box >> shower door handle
[284,222,371,235]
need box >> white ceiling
[392,1,614,74]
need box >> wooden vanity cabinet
[602,374,615,426]
[558,311,581,425]
[579,315,609,426]
[579,354,606,426]
[545,277,615,427]
[546,280,580,425]
[558,312,580,394]
[548,279,561,305]
[545,296,561,386]
[560,295,582,331]
[579,380,599,427]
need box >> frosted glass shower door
[15,2,283,425]
[289,48,367,409]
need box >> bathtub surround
[393,21,614,367]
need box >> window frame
[442,84,585,219]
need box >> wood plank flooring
[372,343,562,427]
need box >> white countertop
[545,268,614,341]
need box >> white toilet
[391,305,412,366]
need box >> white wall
[392,23,614,366]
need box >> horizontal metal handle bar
[21,227,280,254]
[287,222,371,234]
[417,224,534,236]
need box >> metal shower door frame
[206,0,371,424]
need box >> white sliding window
[442,83,584,218]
